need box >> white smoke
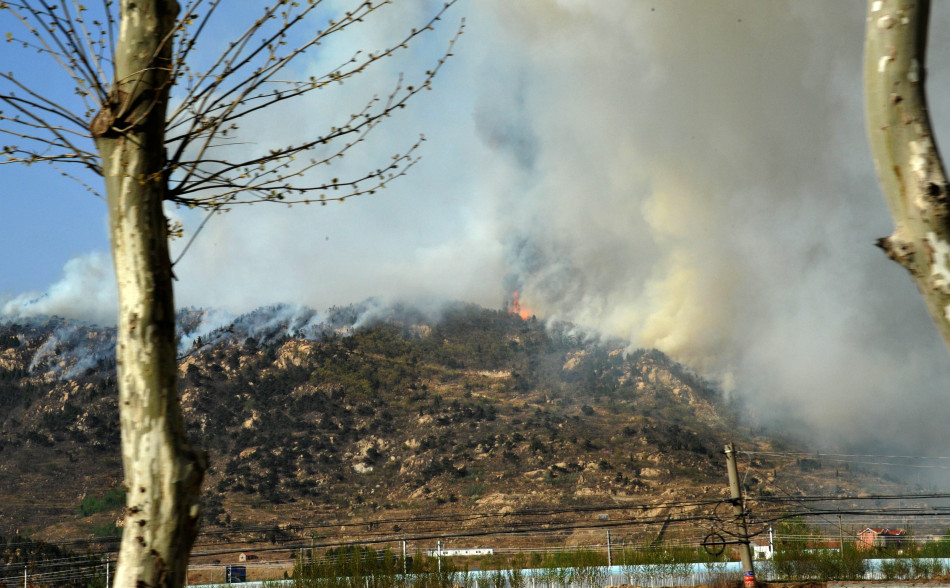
[175,302,371,356]
[6,1,950,453]
[27,320,116,379]
[2,252,116,326]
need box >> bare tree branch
[0,71,92,128]
[3,1,462,585]
[2,0,462,211]
[169,7,463,208]
[7,0,107,107]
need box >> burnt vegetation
[0,303,758,536]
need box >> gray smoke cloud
[2,251,116,326]
[6,1,950,455]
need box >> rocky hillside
[0,303,910,546]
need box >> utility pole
[402,540,408,575]
[838,514,845,558]
[725,443,755,584]
[607,530,612,568]
[768,525,774,560]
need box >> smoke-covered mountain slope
[0,303,911,543]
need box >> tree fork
[92,1,206,586]
[2,0,462,580]
[865,0,950,350]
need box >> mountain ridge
[0,302,913,546]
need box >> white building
[753,526,775,560]
[426,548,494,557]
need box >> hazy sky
[3,1,950,455]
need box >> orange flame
[509,291,533,320]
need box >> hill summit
[0,302,904,544]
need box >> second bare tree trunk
[865,0,950,350]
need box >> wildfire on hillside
[508,291,534,320]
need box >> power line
[0,495,730,553]
[741,450,950,470]
[11,490,950,577]
[744,451,950,461]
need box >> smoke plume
[5,1,950,454]
[2,252,116,326]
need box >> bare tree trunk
[865,0,950,350]
[91,1,206,586]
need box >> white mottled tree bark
[865,0,950,350]
[2,0,460,583]
[91,1,206,586]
